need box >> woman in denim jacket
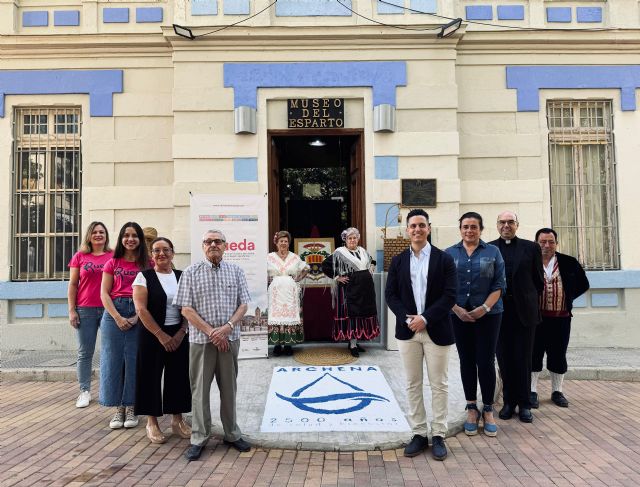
[446,212,506,437]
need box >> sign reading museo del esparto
[288,98,344,129]
[261,365,410,432]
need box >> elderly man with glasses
[489,212,544,424]
[173,230,252,461]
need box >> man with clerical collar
[173,229,252,461]
[489,211,544,423]
[385,209,457,460]
[530,228,589,409]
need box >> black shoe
[403,434,428,457]
[519,408,533,423]
[273,345,282,357]
[283,345,293,356]
[355,344,366,353]
[499,404,515,420]
[551,391,569,408]
[530,392,539,409]
[431,436,448,461]
[224,437,251,452]
[185,443,205,461]
[349,346,359,358]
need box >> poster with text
[190,194,268,359]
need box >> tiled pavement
[1,379,640,486]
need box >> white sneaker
[124,406,138,428]
[109,407,125,429]
[76,391,91,408]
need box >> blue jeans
[76,306,103,392]
[99,297,139,407]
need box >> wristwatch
[226,321,235,330]
[482,304,491,313]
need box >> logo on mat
[276,373,390,414]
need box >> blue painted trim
[136,7,163,23]
[376,250,384,273]
[409,0,436,14]
[0,69,123,118]
[375,203,400,228]
[103,8,129,23]
[497,5,524,21]
[224,0,250,15]
[591,293,619,307]
[224,62,406,109]
[375,156,398,180]
[48,303,69,318]
[0,281,68,299]
[234,157,258,182]
[466,6,492,21]
[572,294,587,308]
[23,11,48,27]
[15,304,44,318]
[192,0,218,15]
[377,0,403,15]
[276,0,351,16]
[546,7,571,23]
[54,11,80,27]
[506,66,640,112]
[576,7,602,23]
[585,270,640,289]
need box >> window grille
[547,100,619,270]
[12,107,81,280]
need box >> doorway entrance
[267,129,366,341]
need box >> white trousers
[397,330,451,438]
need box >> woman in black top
[132,237,191,444]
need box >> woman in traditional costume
[267,230,310,356]
[321,227,380,357]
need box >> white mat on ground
[261,365,410,432]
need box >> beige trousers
[397,330,451,438]
[189,340,241,446]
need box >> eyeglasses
[203,238,225,246]
[497,220,517,226]
[151,248,173,255]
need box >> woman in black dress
[321,227,380,357]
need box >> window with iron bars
[12,107,81,280]
[547,100,619,270]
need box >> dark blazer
[555,252,590,315]
[385,245,457,346]
[489,237,544,327]
[141,268,182,327]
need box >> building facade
[1,0,639,349]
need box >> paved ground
[1,379,640,486]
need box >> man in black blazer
[385,209,457,460]
[489,211,543,423]
[530,228,589,409]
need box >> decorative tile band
[234,157,258,182]
[466,5,493,21]
[23,11,48,27]
[506,65,640,112]
[224,0,251,15]
[54,10,80,27]
[276,0,352,17]
[136,7,163,23]
[576,7,602,23]
[591,292,619,307]
[497,5,524,21]
[375,156,399,180]
[223,61,407,109]
[0,69,123,117]
[546,7,571,23]
[48,303,70,318]
[192,0,218,16]
[410,0,436,14]
[15,304,43,319]
[375,203,400,227]
[103,8,129,23]
[377,0,403,15]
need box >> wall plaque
[288,98,344,129]
[401,179,437,208]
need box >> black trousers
[452,312,502,405]
[135,324,191,417]
[496,301,537,409]
[532,316,572,374]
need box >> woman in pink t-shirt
[68,222,113,409]
[100,222,150,430]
